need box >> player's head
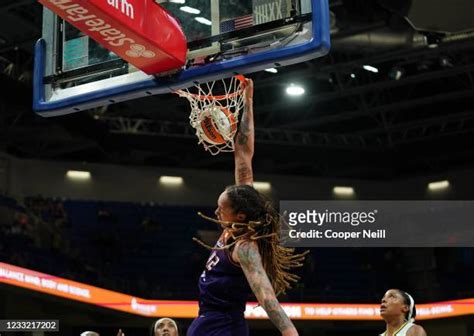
[380,289,416,322]
[215,184,267,224]
[210,184,306,296]
[152,317,178,336]
[81,332,100,336]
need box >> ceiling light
[180,6,200,14]
[195,17,212,25]
[253,181,271,191]
[428,180,450,192]
[286,84,305,96]
[265,68,278,74]
[159,176,184,186]
[388,66,404,80]
[66,170,91,180]
[333,186,354,196]
[363,65,379,73]
[439,57,453,68]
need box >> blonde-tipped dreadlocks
[195,185,308,297]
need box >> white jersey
[380,321,415,336]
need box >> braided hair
[196,184,308,296]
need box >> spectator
[151,318,179,336]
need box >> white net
[175,75,247,155]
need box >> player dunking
[380,289,427,336]
[187,79,306,336]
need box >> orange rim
[176,75,247,101]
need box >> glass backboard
[34,0,330,116]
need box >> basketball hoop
[175,75,248,155]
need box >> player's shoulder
[233,239,260,263]
[235,239,258,253]
[407,324,427,336]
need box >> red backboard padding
[39,0,187,74]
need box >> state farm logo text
[107,0,134,19]
[45,0,154,57]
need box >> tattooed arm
[233,240,299,336]
[234,78,255,186]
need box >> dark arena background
[1,0,474,335]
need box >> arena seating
[1,195,473,303]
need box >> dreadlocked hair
[195,184,308,297]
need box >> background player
[152,318,179,336]
[380,289,427,336]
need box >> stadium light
[428,180,450,192]
[253,181,271,191]
[265,68,278,74]
[195,17,212,25]
[389,66,404,80]
[286,84,305,96]
[66,170,91,181]
[363,65,379,73]
[159,176,184,186]
[180,6,200,14]
[333,186,354,196]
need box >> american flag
[220,14,254,33]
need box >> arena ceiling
[0,0,474,179]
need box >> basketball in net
[175,75,248,155]
[199,106,237,145]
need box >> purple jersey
[198,234,252,313]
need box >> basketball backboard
[34,0,330,116]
